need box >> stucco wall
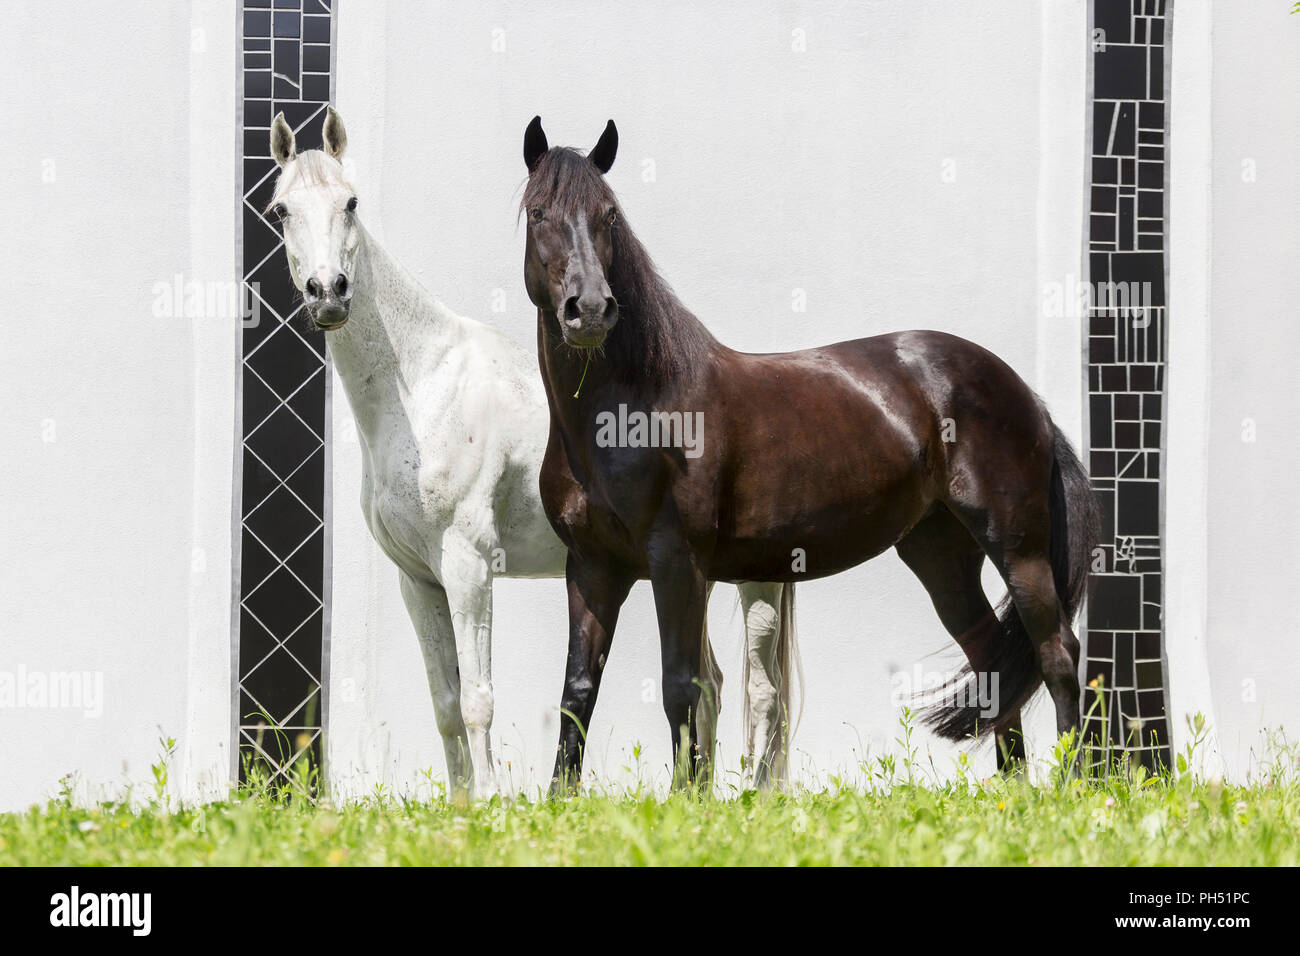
[0,1,236,810]
[1164,0,1300,782]
[1203,0,1300,779]
[327,0,1090,795]
[2,1,1292,809]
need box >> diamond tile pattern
[239,0,332,788]
[1083,0,1171,773]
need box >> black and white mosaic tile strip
[237,0,333,786]
[230,2,1180,784]
[1083,0,1172,771]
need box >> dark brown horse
[520,117,1098,791]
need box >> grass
[2,775,1297,866]
[2,714,1298,866]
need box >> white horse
[267,108,798,798]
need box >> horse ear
[270,112,296,168]
[323,106,348,161]
[523,116,549,171]
[588,119,618,174]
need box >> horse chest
[540,453,654,569]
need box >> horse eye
[606,209,617,226]
[529,207,545,223]
[272,203,288,219]
[346,196,358,212]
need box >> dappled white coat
[329,230,567,797]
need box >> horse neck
[326,225,465,443]
[541,291,718,408]
[537,316,612,432]
[536,304,709,455]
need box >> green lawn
[3,771,1297,866]
[4,716,1296,866]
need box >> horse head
[521,116,621,349]
[268,107,358,331]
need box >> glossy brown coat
[521,121,1097,789]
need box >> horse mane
[266,150,353,212]
[522,147,718,387]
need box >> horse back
[704,330,1051,580]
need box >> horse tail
[739,583,802,780]
[775,583,803,767]
[922,422,1097,742]
[774,582,795,754]
[1046,422,1099,624]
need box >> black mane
[522,147,717,387]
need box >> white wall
[0,1,236,810]
[6,1,1287,808]
[1166,0,1219,775]
[327,0,1090,796]
[1146,0,1300,780]
[1202,0,1300,778]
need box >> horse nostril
[563,296,581,323]
[304,277,322,301]
[603,296,618,323]
[333,274,349,298]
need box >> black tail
[1047,423,1100,622]
[921,423,1098,742]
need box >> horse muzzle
[561,324,609,349]
[305,271,352,330]
[311,299,350,331]
[559,295,618,348]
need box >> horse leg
[737,581,787,790]
[693,582,723,786]
[896,507,1025,773]
[550,554,635,796]
[964,508,1081,741]
[438,538,499,799]
[997,552,1081,738]
[996,711,1027,774]
[943,423,1093,753]
[648,535,711,790]
[398,573,472,799]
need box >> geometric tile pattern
[238,0,333,787]
[1082,0,1172,772]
